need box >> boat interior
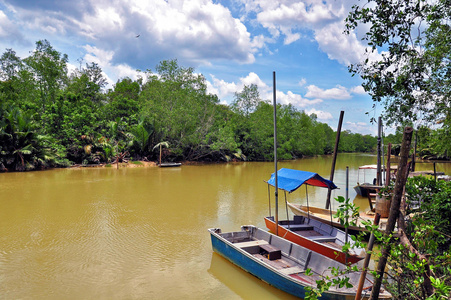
[214,226,365,289]
[269,215,344,243]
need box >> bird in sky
[136,34,140,38]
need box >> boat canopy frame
[266,168,338,193]
[265,168,338,224]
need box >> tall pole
[273,71,278,236]
[377,117,382,185]
[385,143,392,187]
[326,111,344,209]
[345,166,349,265]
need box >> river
[1,154,449,299]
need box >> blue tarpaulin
[266,168,338,193]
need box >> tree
[231,84,261,116]
[23,40,68,118]
[0,49,22,81]
[0,49,38,109]
[140,59,219,161]
[67,62,107,104]
[345,0,451,128]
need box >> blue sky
[0,0,389,135]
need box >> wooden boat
[159,162,181,167]
[208,225,391,299]
[265,168,365,263]
[287,203,388,232]
[354,165,396,197]
[264,215,365,265]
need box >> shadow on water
[208,253,298,300]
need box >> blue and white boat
[208,225,391,299]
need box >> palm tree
[152,142,169,165]
[129,118,154,159]
[0,106,56,171]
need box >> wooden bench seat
[259,243,282,260]
[279,266,304,275]
[234,240,269,248]
[282,224,314,231]
[309,235,336,243]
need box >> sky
[0,0,390,135]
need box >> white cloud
[3,0,259,69]
[207,72,323,108]
[305,84,351,100]
[305,108,333,120]
[344,121,374,135]
[350,85,366,94]
[208,74,239,99]
[275,91,322,107]
[82,45,140,88]
[0,9,28,46]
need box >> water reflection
[0,154,449,299]
[208,253,297,300]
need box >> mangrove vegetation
[0,40,379,171]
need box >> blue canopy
[266,168,338,193]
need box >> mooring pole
[345,166,349,265]
[386,143,392,187]
[355,213,381,300]
[326,111,344,209]
[273,71,278,236]
[376,117,382,185]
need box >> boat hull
[210,231,308,298]
[159,162,181,167]
[208,226,391,299]
[264,217,363,264]
[354,184,369,197]
[287,202,388,232]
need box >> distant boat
[153,142,181,168]
[264,168,365,264]
[354,164,396,197]
[208,225,391,299]
[159,162,181,168]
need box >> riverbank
[68,160,212,169]
[70,161,158,169]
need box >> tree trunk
[398,187,435,296]
[370,126,413,300]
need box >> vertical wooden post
[273,71,278,236]
[385,143,392,187]
[325,111,344,209]
[376,117,382,185]
[412,132,417,172]
[370,127,413,300]
[355,213,381,300]
[433,162,437,180]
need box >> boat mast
[273,71,278,236]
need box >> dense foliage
[383,176,451,299]
[0,40,381,171]
[305,176,451,300]
[345,0,451,158]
